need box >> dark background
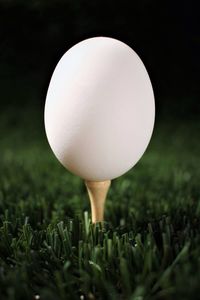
[0,0,199,118]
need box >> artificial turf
[0,105,200,300]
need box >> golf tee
[85,180,111,223]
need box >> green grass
[0,105,200,300]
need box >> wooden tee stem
[85,180,111,223]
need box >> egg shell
[44,37,155,181]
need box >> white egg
[44,37,155,181]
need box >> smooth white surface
[44,37,155,181]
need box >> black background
[0,0,199,118]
